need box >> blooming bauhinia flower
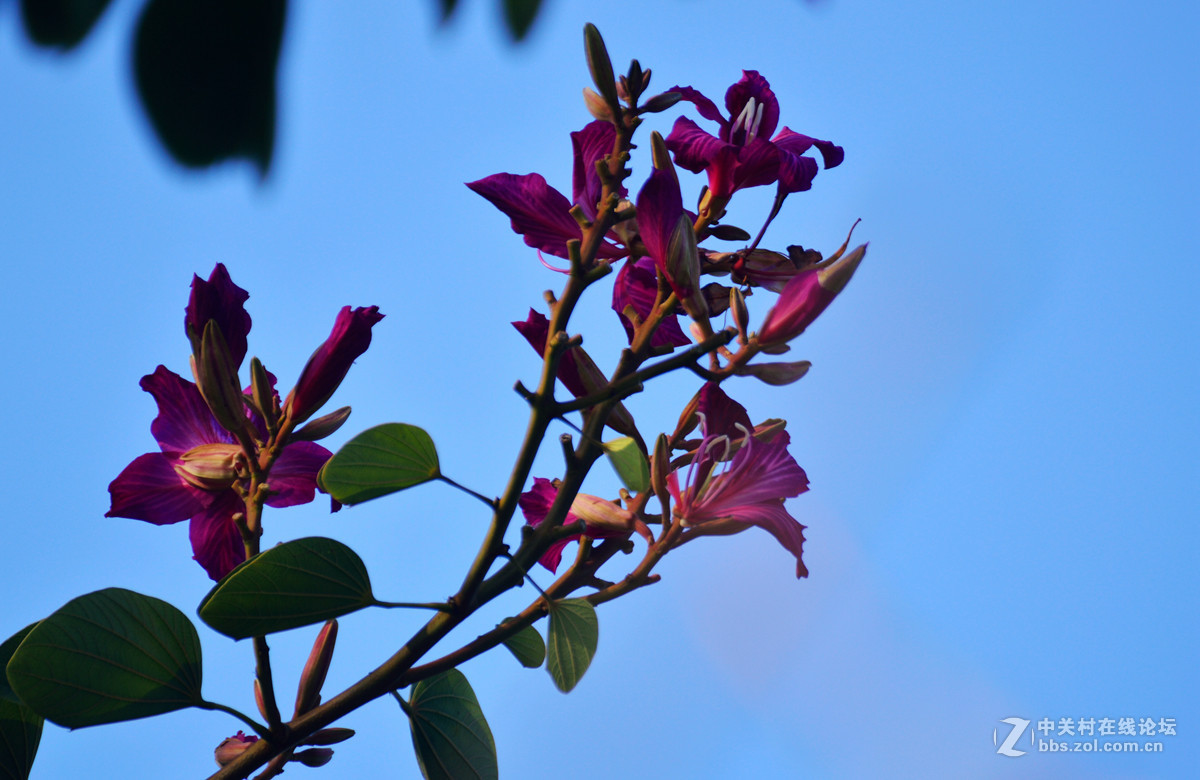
[284,305,384,426]
[757,242,867,347]
[665,71,843,214]
[467,120,626,261]
[518,477,633,572]
[668,383,810,577]
[106,366,333,580]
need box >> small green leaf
[199,537,375,639]
[603,436,650,493]
[407,670,498,780]
[503,0,543,40]
[546,599,598,693]
[500,624,545,669]
[318,423,440,505]
[6,589,203,729]
[1,625,43,780]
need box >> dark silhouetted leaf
[503,0,543,40]
[133,0,286,174]
[437,0,460,22]
[500,624,545,668]
[407,670,497,780]
[1,625,43,780]
[317,423,440,505]
[199,537,375,639]
[545,598,598,693]
[6,589,203,729]
[19,0,113,50]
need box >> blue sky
[2,0,1197,778]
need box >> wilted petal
[287,306,384,425]
[519,477,581,573]
[265,441,333,508]
[141,365,231,453]
[186,263,252,369]
[106,452,207,524]
[189,491,246,581]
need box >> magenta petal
[106,452,207,524]
[704,435,810,511]
[668,84,725,126]
[697,383,753,438]
[186,263,252,369]
[468,173,585,259]
[537,538,574,573]
[518,477,560,528]
[724,70,780,141]
[189,491,246,581]
[571,121,620,221]
[635,166,684,268]
[730,501,809,578]
[264,441,332,508]
[512,310,588,397]
[611,258,689,348]
[141,365,230,453]
[288,306,384,424]
[732,137,782,192]
[665,116,729,174]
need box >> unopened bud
[292,748,334,768]
[303,728,356,746]
[291,406,352,442]
[175,443,242,491]
[249,357,276,429]
[730,287,749,343]
[194,321,250,437]
[570,494,635,533]
[673,391,701,441]
[214,732,258,767]
[639,91,682,114]
[583,24,620,111]
[650,433,671,503]
[295,620,338,716]
[582,87,613,122]
[254,679,269,721]
[757,244,867,347]
[734,360,812,386]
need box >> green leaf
[1,625,43,780]
[602,436,650,493]
[407,670,498,780]
[19,0,114,50]
[500,624,545,669]
[317,423,441,505]
[545,599,598,693]
[133,0,286,175]
[503,0,542,40]
[436,0,460,22]
[199,537,375,639]
[6,589,203,729]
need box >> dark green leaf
[317,423,440,505]
[1,625,43,780]
[603,436,650,493]
[503,0,543,41]
[545,599,598,693]
[133,0,286,175]
[19,0,113,50]
[500,624,545,669]
[407,670,497,780]
[199,537,375,639]
[6,589,203,729]
[436,0,460,22]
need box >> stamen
[747,103,765,142]
[733,97,758,140]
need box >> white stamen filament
[733,97,759,142]
[747,102,765,142]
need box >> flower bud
[583,23,619,110]
[570,493,635,533]
[291,406,352,442]
[650,433,671,504]
[734,360,812,386]
[292,748,334,768]
[175,443,242,490]
[729,287,749,344]
[639,91,682,114]
[214,732,258,767]
[582,87,613,122]
[186,263,251,370]
[295,619,338,716]
[757,244,866,347]
[285,306,383,426]
[193,320,250,437]
[302,728,356,746]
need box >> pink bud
[214,731,258,767]
[758,244,866,347]
[295,620,338,716]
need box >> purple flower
[518,478,632,573]
[668,384,810,578]
[284,306,384,426]
[467,120,626,260]
[758,243,866,347]
[186,264,252,369]
[107,366,333,581]
[665,71,842,206]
